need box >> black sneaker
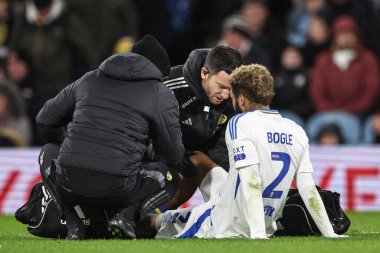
[64,206,85,240]
[108,213,136,239]
[66,227,85,240]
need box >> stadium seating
[306,111,361,145]
[362,116,376,144]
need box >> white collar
[26,0,64,25]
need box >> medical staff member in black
[157,46,243,211]
[36,35,184,240]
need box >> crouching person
[36,35,184,240]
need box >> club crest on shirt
[217,114,228,125]
[167,171,173,181]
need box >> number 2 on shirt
[262,152,291,199]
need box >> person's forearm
[296,173,336,237]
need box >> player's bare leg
[136,151,228,238]
[162,174,197,210]
[188,151,219,186]
[153,151,226,212]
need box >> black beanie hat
[34,0,53,9]
[131,35,171,77]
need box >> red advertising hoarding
[1,147,379,214]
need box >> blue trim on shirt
[177,207,213,238]
[234,173,241,199]
[228,116,234,141]
[229,113,247,140]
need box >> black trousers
[39,143,180,220]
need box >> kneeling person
[36,35,184,240]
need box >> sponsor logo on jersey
[263,205,276,217]
[217,114,228,125]
[234,153,246,162]
[181,96,197,109]
[233,145,245,154]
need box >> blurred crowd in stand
[1,0,380,147]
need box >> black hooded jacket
[36,53,184,177]
[164,49,234,170]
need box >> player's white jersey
[155,109,313,238]
[216,108,312,236]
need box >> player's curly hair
[230,64,275,105]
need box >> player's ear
[238,94,246,107]
[201,67,208,80]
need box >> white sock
[199,166,228,202]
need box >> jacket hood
[183,49,210,104]
[99,53,162,81]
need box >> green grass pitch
[1,212,379,253]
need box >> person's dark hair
[33,0,53,9]
[317,123,344,144]
[204,46,243,75]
